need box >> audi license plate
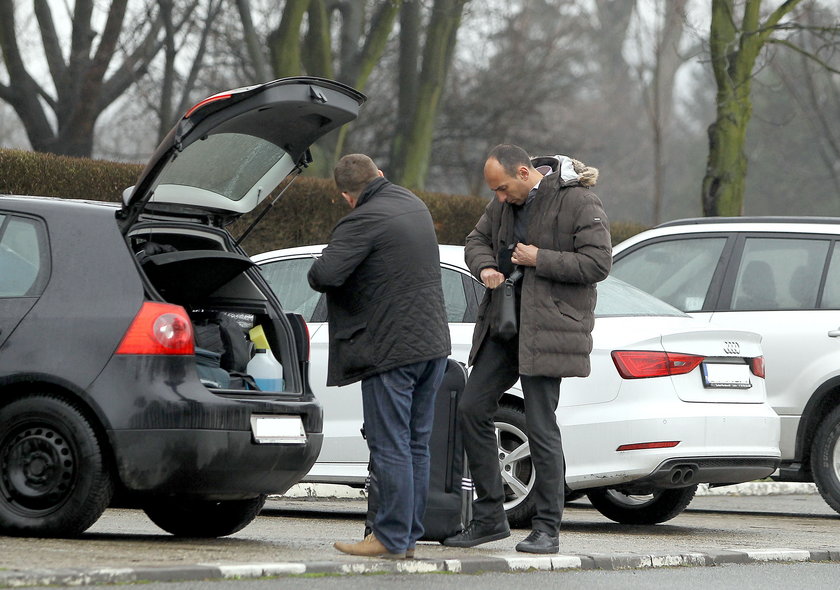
[250,415,307,444]
[701,363,752,389]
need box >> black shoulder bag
[490,267,522,341]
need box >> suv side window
[0,214,49,297]
[611,237,726,311]
[819,243,840,309]
[731,237,829,311]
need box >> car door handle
[829,330,840,338]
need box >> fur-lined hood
[531,155,598,188]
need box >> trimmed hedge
[0,148,143,202]
[1,148,645,255]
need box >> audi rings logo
[723,341,741,355]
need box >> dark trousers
[459,336,563,534]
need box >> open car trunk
[115,77,364,396]
[129,226,304,395]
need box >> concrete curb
[279,481,819,499]
[2,548,839,587]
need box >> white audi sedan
[253,244,780,526]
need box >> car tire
[143,495,267,537]
[564,491,584,504]
[585,485,697,525]
[493,404,537,528]
[0,395,113,537]
[810,405,840,515]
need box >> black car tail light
[611,350,704,379]
[116,302,195,355]
[285,312,310,362]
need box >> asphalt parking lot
[1,483,838,587]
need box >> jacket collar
[356,177,389,208]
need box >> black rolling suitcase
[364,358,471,542]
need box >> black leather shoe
[515,530,559,554]
[442,520,511,547]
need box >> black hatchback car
[0,77,365,537]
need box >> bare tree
[155,0,225,139]
[772,3,840,197]
[233,0,402,174]
[702,0,840,216]
[0,0,176,157]
[235,0,270,81]
[425,0,589,194]
[631,0,691,224]
[387,0,470,189]
[233,0,471,186]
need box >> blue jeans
[361,357,448,553]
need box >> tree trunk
[648,0,688,224]
[235,0,270,81]
[387,0,421,182]
[702,0,804,216]
[288,0,400,175]
[390,0,468,190]
[268,0,309,78]
[303,0,334,79]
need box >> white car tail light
[611,350,704,379]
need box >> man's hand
[480,267,506,289]
[511,243,538,267]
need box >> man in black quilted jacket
[308,153,451,559]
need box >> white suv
[612,217,840,514]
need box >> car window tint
[442,267,469,322]
[258,258,322,321]
[612,237,726,311]
[0,215,47,297]
[732,237,829,311]
[820,243,840,309]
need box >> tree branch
[176,0,225,119]
[68,0,94,78]
[768,22,840,35]
[767,38,840,75]
[97,10,165,110]
[33,0,67,86]
[764,0,805,30]
[757,0,804,44]
[234,0,270,81]
[91,0,129,83]
[355,0,401,89]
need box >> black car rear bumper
[90,355,323,497]
[110,429,322,496]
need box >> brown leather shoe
[334,533,405,559]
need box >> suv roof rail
[656,216,840,228]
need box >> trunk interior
[126,225,301,395]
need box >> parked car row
[253,244,780,527]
